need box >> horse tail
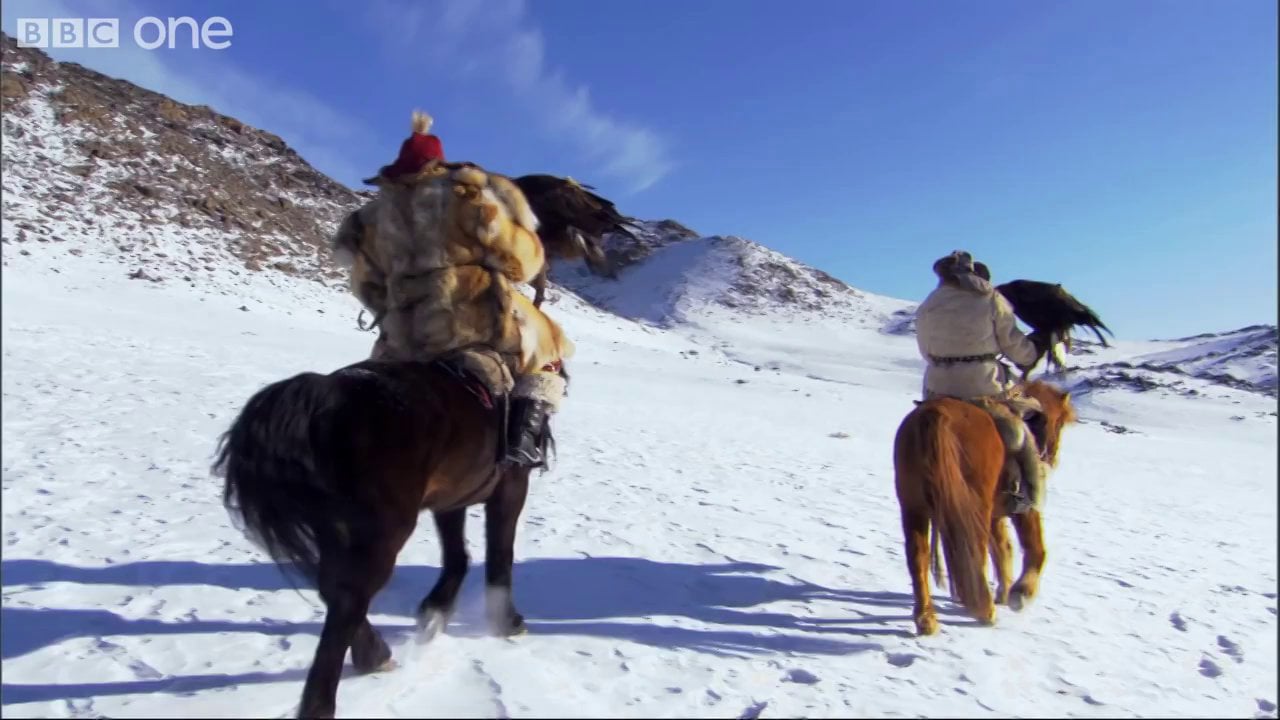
[213,371,350,586]
[916,406,991,615]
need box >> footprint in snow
[1217,635,1244,663]
[783,668,820,685]
[1169,611,1188,632]
[1199,657,1223,679]
[886,652,918,668]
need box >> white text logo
[15,17,233,50]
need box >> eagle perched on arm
[511,174,641,307]
[994,279,1113,375]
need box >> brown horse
[213,356,557,718]
[892,380,1077,635]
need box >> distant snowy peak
[1059,324,1277,399]
[554,222,913,329]
[1132,325,1276,392]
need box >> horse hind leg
[298,534,402,719]
[417,508,469,643]
[484,468,531,636]
[989,516,1014,605]
[901,507,939,636]
[351,521,415,674]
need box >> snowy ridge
[1048,325,1279,399]
[1134,325,1277,393]
[557,226,914,330]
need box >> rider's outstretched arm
[992,293,1040,369]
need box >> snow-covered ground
[2,246,1277,719]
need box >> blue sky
[4,0,1275,339]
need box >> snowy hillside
[3,237,1277,720]
[0,33,367,305]
[2,33,1278,720]
[562,228,912,329]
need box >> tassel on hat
[411,109,433,135]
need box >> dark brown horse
[213,357,552,718]
[892,380,1076,635]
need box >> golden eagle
[995,279,1113,374]
[512,174,640,307]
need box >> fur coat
[332,161,573,380]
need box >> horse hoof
[353,647,395,675]
[914,613,939,636]
[1009,590,1030,612]
[297,702,335,719]
[492,613,527,638]
[416,610,449,645]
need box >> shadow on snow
[1,555,952,705]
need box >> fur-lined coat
[916,280,1039,400]
[333,162,572,378]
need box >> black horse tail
[213,371,350,586]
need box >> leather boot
[1015,433,1047,511]
[505,397,553,469]
[1003,457,1033,516]
[985,403,1040,515]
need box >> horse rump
[212,369,357,586]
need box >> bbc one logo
[16,17,233,50]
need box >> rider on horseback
[333,112,572,469]
[915,250,1051,514]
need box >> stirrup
[1006,490,1034,515]
[505,446,546,469]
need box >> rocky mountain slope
[0,33,371,294]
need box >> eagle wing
[512,174,639,240]
[995,279,1113,346]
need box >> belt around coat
[928,353,998,367]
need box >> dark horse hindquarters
[212,359,533,719]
